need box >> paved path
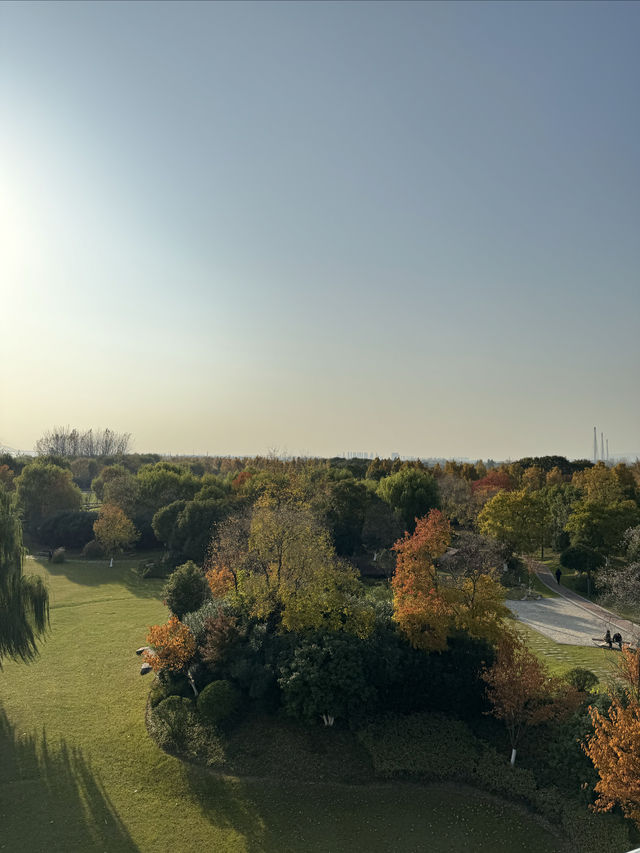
[506,563,640,647]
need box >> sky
[1,1,638,461]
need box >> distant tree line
[35,426,131,457]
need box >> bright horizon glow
[1,1,638,461]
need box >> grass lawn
[0,557,563,852]
[513,620,619,686]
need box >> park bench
[592,637,637,651]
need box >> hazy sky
[1,1,638,460]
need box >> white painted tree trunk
[321,714,335,727]
[510,748,517,765]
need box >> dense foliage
[0,487,49,666]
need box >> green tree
[15,462,82,532]
[572,463,625,504]
[153,498,230,565]
[565,500,640,554]
[90,464,129,501]
[377,468,439,532]
[135,463,199,515]
[37,510,98,549]
[152,500,187,552]
[560,545,605,596]
[540,484,580,551]
[278,632,375,726]
[234,498,374,635]
[560,545,604,574]
[361,493,403,552]
[162,561,210,619]
[103,470,140,517]
[0,487,49,666]
[324,479,369,555]
[477,489,550,557]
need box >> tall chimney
[594,427,598,463]
[601,432,605,462]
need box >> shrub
[151,696,195,751]
[148,695,224,766]
[162,560,209,619]
[51,547,65,564]
[149,672,193,708]
[82,539,104,558]
[182,599,231,645]
[197,679,240,726]
[135,559,169,579]
[565,667,599,694]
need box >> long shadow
[183,764,563,853]
[32,556,165,601]
[183,764,268,849]
[0,706,139,852]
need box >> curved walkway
[534,563,640,642]
[507,563,640,647]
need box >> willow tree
[0,487,49,665]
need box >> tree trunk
[510,748,517,765]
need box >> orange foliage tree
[472,471,513,502]
[391,510,452,651]
[93,504,138,556]
[583,647,640,826]
[205,567,236,598]
[143,616,196,674]
[483,632,581,764]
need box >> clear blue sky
[1,1,638,460]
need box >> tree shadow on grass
[183,764,268,850]
[32,556,165,601]
[0,706,139,852]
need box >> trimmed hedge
[357,713,629,853]
[197,679,240,726]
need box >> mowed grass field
[0,557,564,852]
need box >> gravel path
[506,563,640,647]
[508,597,615,646]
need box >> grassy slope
[0,557,561,852]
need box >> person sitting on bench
[612,632,623,650]
[605,629,613,649]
